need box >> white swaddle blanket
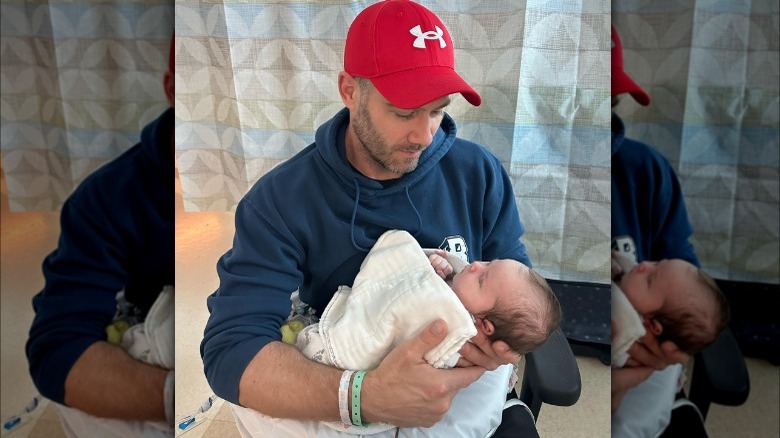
[611,282,645,368]
[611,253,645,368]
[295,229,477,434]
[121,285,175,370]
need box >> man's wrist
[357,370,380,423]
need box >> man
[26,37,175,437]
[201,1,530,436]
[610,25,697,436]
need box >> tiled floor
[2,170,777,437]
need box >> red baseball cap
[344,0,481,109]
[611,26,649,106]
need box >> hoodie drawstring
[405,186,423,238]
[350,178,370,252]
[349,180,424,252]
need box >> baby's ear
[644,317,663,336]
[476,317,495,336]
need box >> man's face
[349,81,450,180]
[620,259,698,317]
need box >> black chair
[660,328,750,437]
[546,279,611,365]
[660,278,780,436]
[492,328,582,437]
[491,279,605,436]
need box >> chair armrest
[519,327,581,419]
[689,328,750,418]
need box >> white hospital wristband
[339,370,356,426]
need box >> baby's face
[620,259,698,316]
[450,259,526,317]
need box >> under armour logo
[409,25,446,49]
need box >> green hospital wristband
[351,370,367,426]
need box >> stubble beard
[352,100,422,176]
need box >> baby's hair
[486,267,562,355]
[656,268,730,354]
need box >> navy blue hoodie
[611,113,699,266]
[26,108,175,404]
[201,108,530,404]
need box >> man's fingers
[491,340,520,364]
[660,341,689,364]
[459,341,497,370]
[454,357,475,368]
[637,329,665,355]
[445,364,485,390]
[627,342,666,370]
[625,357,640,367]
[612,366,654,392]
[470,331,519,364]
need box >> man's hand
[361,320,485,427]
[611,366,654,412]
[456,327,520,370]
[624,331,689,369]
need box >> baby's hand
[429,251,454,279]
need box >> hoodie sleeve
[481,156,532,267]
[26,186,126,404]
[201,191,306,405]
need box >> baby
[612,254,730,367]
[429,251,562,356]
[281,230,562,435]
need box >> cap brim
[612,69,650,106]
[369,66,481,109]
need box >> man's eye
[395,112,414,120]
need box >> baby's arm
[429,251,454,280]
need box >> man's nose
[408,114,435,146]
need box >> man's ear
[476,317,495,336]
[337,71,359,110]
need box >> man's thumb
[411,320,448,352]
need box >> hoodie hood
[315,108,457,196]
[313,107,458,251]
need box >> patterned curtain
[0,1,174,211]
[613,1,779,283]
[175,0,612,282]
